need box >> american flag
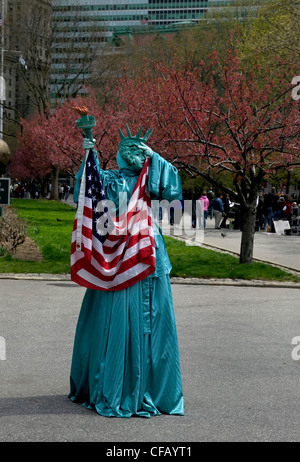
[71,149,156,291]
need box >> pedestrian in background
[256,190,265,231]
[263,187,276,231]
[292,202,300,227]
[281,195,293,224]
[212,192,224,229]
[199,191,209,228]
[220,193,230,228]
[63,184,70,201]
[273,193,283,221]
[58,184,64,200]
[207,188,215,220]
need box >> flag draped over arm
[71,150,156,291]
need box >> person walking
[199,191,209,228]
[58,184,64,200]
[256,190,265,231]
[207,188,215,220]
[281,195,293,224]
[273,193,284,221]
[212,192,224,229]
[220,193,230,228]
[63,184,70,201]
[263,187,276,231]
[291,202,300,227]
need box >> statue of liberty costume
[69,112,184,418]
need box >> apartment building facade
[1,0,51,146]
[50,0,213,102]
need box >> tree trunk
[286,170,290,194]
[50,166,59,201]
[40,179,48,198]
[239,201,257,264]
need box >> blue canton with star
[85,149,114,244]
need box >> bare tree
[5,0,52,119]
[50,1,107,103]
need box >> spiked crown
[118,124,153,146]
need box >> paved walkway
[159,213,300,275]
[204,219,300,272]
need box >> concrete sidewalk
[160,213,300,274]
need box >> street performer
[68,107,184,418]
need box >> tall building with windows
[52,1,208,31]
[51,0,209,102]
[2,0,51,143]
[147,0,208,25]
[51,0,267,103]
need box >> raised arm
[72,107,100,203]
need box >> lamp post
[0,0,5,140]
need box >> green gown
[69,150,184,417]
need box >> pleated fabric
[69,274,184,418]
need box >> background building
[50,0,212,103]
[147,0,208,25]
[2,0,266,141]
[1,0,51,148]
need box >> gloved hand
[83,138,96,151]
[138,142,153,158]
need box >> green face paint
[118,125,154,171]
[119,143,146,171]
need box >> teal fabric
[69,275,184,417]
[69,150,184,417]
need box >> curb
[0,273,299,289]
[170,277,300,289]
[166,234,300,278]
[202,243,300,276]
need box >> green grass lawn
[0,199,76,274]
[164,236,299,282]
[0,198,299,282]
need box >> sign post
[0,178,10,217]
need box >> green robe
[69,151,184,417]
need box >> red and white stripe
[71,157,156,291]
